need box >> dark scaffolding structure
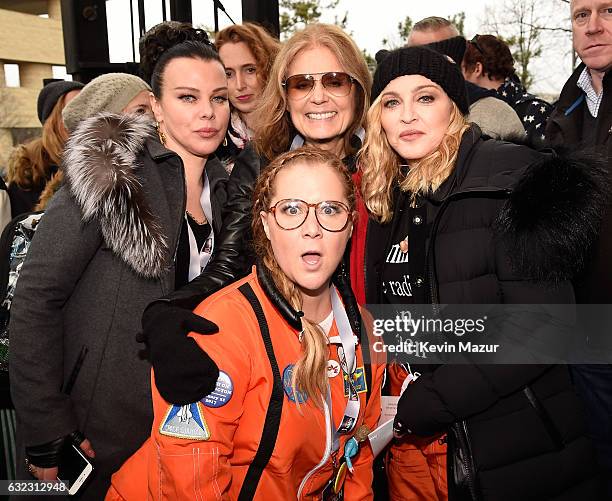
[60,0,279,83]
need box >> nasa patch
[282,364,308,403]
[159,403,210,440]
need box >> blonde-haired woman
[109,147,385,500]
[140,23,373,407]
[357,46,603,500]
[253,22,370,160]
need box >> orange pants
[386,433,448,501]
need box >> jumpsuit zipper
[297,395,333,499]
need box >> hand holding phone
[28,435,95,495]
[57,441,94,495]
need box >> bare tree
[483,0,572,91]
[381,15,413,49]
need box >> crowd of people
[0,0,611,499]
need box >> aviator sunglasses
[282,72,356,100]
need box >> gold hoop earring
[223,136,228,147]
[155,121,167,146]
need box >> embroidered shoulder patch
[282,364,308,403]
[159,403,210,440]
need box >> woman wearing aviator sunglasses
[108,147,385,500]
[138,23,372,408]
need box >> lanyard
[327,287,361,452]
[186,172,214,281]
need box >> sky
[5,0,577,97]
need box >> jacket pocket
[157,446,225,500]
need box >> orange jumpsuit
[386,364,448,501]
[107,270,385,500]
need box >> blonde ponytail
[252,147,356,407]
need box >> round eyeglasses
[268,199,351,232]
[282,72,356,100]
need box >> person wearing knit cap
[409,35,525,141]
[353,45,604,500]
[62,73,152,131]
[372,45,470,114]
[37,80,84,125]
[6,80,83,218]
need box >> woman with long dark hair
[140,23,373,407]
[9,40,230,497]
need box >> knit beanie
[425,36,467,66]
[62,73,151,131]
[372,46,470,115]
[37,80,85,124]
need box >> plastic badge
[342,366,368,397]
[202,371,233,408]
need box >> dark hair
[139,21,213,84]
[463,34,515,81]
[215,22,280,89]
[151,40,222,98]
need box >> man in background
[406,16,458,45]
[406,16,525,141]
[545,0,612,493]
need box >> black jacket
[545,64,612,308]
[161,138,362,310]
[163,143,262,309]
[365,126,606,500]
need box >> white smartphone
[57,442,94,496]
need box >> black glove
[139,301,221,405]
[26,431,85,469]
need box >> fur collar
[496,147,611,281]
[63,113,169,278]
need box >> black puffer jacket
[364,126,606,500]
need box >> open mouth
[301,251,322,265]
[306,112,337,120]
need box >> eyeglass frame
[281,71,357,100]
[267,198,352,232]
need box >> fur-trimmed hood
[62,112,169,278]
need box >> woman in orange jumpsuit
[108,147,385,500]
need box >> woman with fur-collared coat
[9,40,229,499]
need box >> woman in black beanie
[6,80,83,218]
[357,46,604,499]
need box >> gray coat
[9,113,227,498]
